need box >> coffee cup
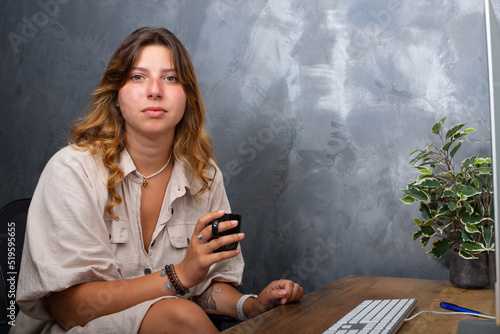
[207,213,241,252]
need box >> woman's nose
[147,79,163,99]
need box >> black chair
[0,198,31,331]
[208,314,240,331]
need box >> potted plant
[401,117,494,288]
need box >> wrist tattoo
[193,285,223,311]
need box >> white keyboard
[322,299,417,334]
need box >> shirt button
[144,268,152,275]
[150,240,156,247]
[171,208,174,214]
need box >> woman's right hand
[175,210,244,289]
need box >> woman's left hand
[247,279,304,317]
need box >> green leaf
[443,189,458,198]
[470,174,480,187]
[474,167,492,173]
[436,204,450,216]
[417,168,433,175]
[420,236,430,247]
[437,172,453,181]
[400,196,415,204]
[462,229,473,241]
[416,178,441,188]
[432,118,446,135]
[421,226,436,237]
[464,138,483,144]
[459,249,476,259]
[460,212,483,225]
[450,131,464,141]
[463,201,474,214]
[413,217,424,226]
[403,187,429,201]
[483,224,493,247]
[437,222,453,234]
[409,148,420,156]
[410,155,424,165]
[446,123,466,139]
[460,155,478,171]
[412,230,422,241]
[428,239,450,259]
[419,203,432,221]
[448,200,457,211]
[458,185,481,197]
[461,241,486,253]
[450,141,463,158]
[465,223,480,233]
[464,128,476,134]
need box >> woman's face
[116,44,187,141]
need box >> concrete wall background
[1,0,499,295]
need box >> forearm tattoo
[193,285,223,311]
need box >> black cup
[207,213,241,252]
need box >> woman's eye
[165,76,178,83]
[130,74,143,81]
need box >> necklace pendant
[136,151,172,188]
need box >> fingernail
[218,210,225,214]
[231,220,238,226]
[238,233,245,239]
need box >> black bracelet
[165,264,190,296]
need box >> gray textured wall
[1,0,498,295]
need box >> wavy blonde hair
[70,27,215,219]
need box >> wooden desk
[222,274,495,334]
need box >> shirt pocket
[108,219,129,244]
[166,223,194,249]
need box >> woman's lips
[143,107,166,118]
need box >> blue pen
[440,302,484,315]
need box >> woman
[13,27,303,333]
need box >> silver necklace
[135,151,173,188]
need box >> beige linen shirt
[12,145,244,334]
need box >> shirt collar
[117,148,192,193]
[117,148,137,179]
[169,157,191,194]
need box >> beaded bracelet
[164,264,190,296]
